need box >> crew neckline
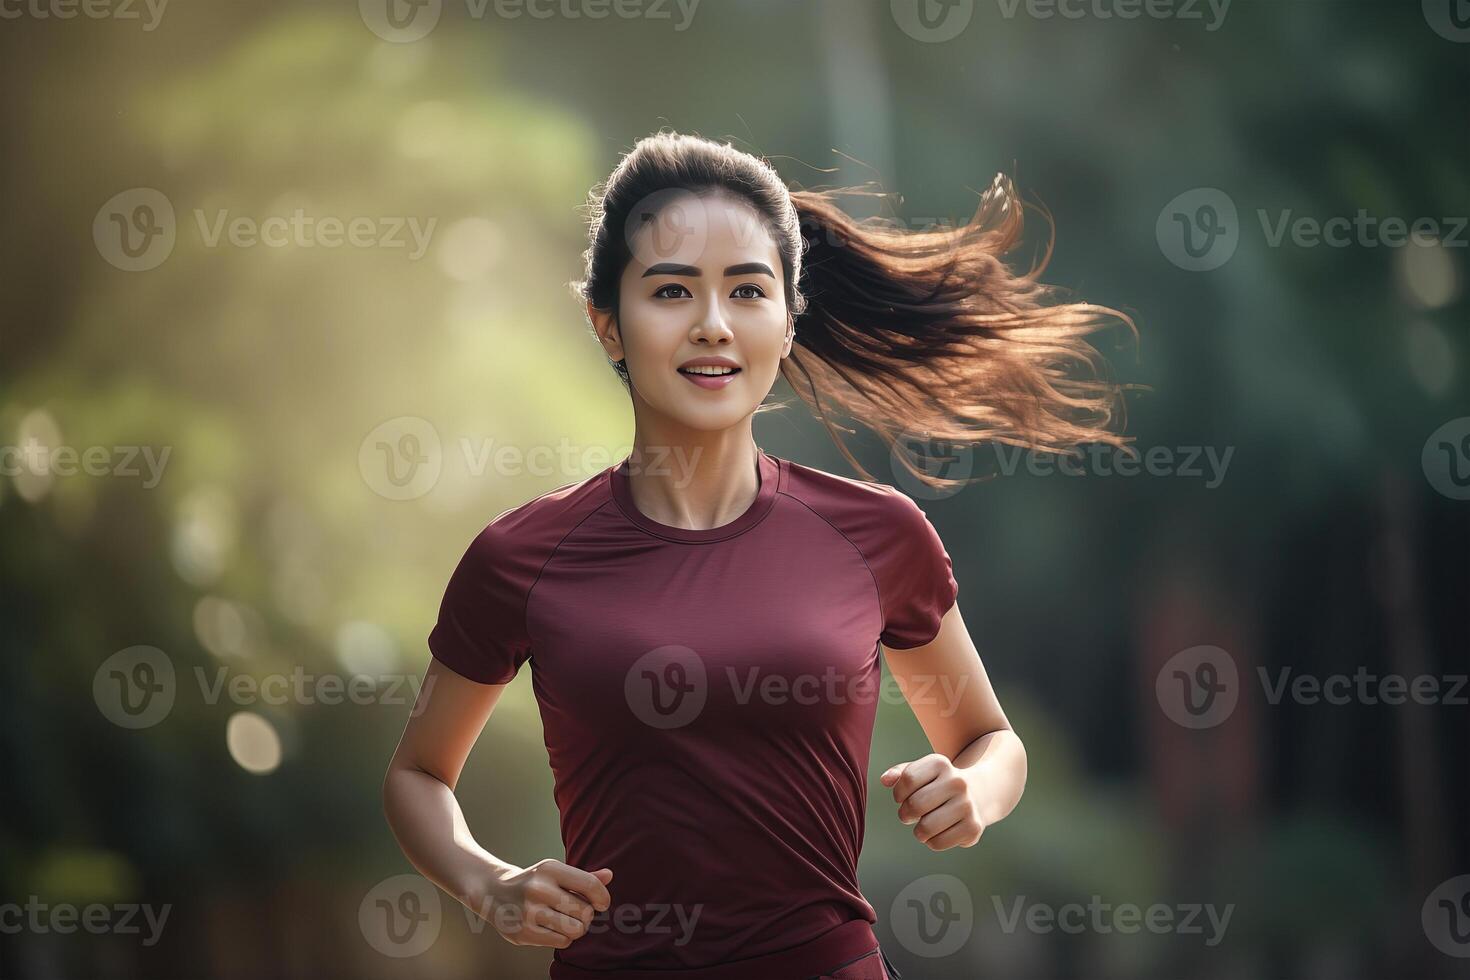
[609,445,782,543]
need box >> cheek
[750,310,790,359]
[617,298,678,355]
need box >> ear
[780,313,795,360]
[588,300,624,363]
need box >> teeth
[681,365,736,375]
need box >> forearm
[382,766,518,911]
[953,728,1027,826]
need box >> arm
[879,601,1028,850]
[382,658,613,947]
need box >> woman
[383,131,1133,979]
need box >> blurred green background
[2,1,1466,977]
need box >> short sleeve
[427,521,533,685]
[874,490,959,650]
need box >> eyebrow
[641,262,776,279]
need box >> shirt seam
[775,489,886,641]
[522,496,619,656]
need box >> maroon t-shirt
[428,447,958,979]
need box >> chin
[635,371,772,430]
[668,403,757,432]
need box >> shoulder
[779,454,905,511]
[778,455,934,546]
[778,455,957,649]
[455,468,613,576]
[431,471,614,684]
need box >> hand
[474,859,613,949]
[880,753,986,851]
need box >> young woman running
[383,131,1133,979]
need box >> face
[590,190,793,433]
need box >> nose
[689,298,734,344]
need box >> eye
[732,283,765,300]
[653,283,692,299]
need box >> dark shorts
[808,944,904,979]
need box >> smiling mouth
[677,366,741,377]
[678,366,742,388]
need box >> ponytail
[783,176,1139,489]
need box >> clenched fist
[473,859,613,949]
[880,753,986,851]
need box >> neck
[622,422,762,532]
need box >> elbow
[1005,729,1028,810]
[1015,736,1029,795]
[381,764,403,830]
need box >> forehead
[623,189,781,272]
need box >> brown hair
[570,130,1139,491]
